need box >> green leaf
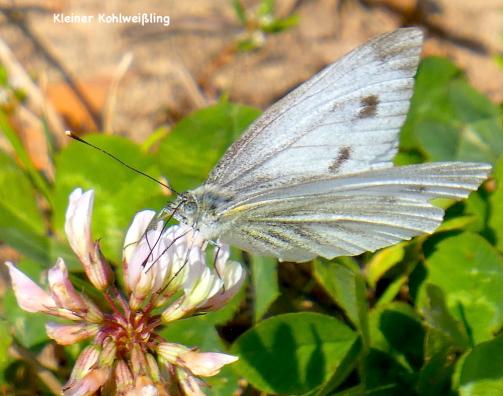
[314,337,362,396]
[258,0,275,16]
[0,150,44,234]
[261,14,300,33]
[0,150,50,265]
[0,111,52,203]
[251,255,279,321]
[53,134,167,262]
[401,57,462,150]
[458,333,503,395]
[50,238,81,271]
[141,126,169,152]
[421,284,470,349]
[160,315,224,355]
[488,154,503,252]
[206,365,240,396]
[375,275,408,307]
[362,348,416,395]
[417,328,459,396]
[231,312,359,394]
[313,258,369,347]
[418,232,503,344]
[369,302,424,371]
[436,215,479,233]
[232,0,247,24]
[366,243,405,289]
[461,189,489,233]
[331,385,366,396]
[0,64,8,86]
[157,102,260,192]
[0,321,13,384]
[401,57,503,163]
[236,38,262,52]
[393,150,423,166]
[1,228,50,268]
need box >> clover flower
[6,188,245,395]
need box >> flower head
[6,188,245,395]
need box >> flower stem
[103,290,124,318]
[110,285,131,316]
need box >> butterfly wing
[206,28,423,195]
[217,162,491,262]
[193,28,490,261]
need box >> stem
[143,298,155,315]
[147,315,162,331]
[110,285,131,316]
[103,290,124,319]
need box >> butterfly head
[167,192,200,227]
[164,185,235,241]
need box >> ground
[0,0,502,152]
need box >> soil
[0,0,502,143]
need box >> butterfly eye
[183,201,197,216]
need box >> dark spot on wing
[372,33,408,63]
[378,196,397,205]
[405,185,428,194]
[358,95,379,119]
[376,46,400,63]
[328,146,352,173]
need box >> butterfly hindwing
[219,162,490,261]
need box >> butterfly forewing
[207,28,423,197]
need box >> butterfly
[162,27,491,263]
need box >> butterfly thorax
[167,185,235,240]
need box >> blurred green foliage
[1,53,503,395]
[232,0,299,51]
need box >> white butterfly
[164,28,491,262]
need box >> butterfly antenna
[65,131,178,195]
[141,202,185,270]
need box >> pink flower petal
[177,368,206,396]
[63,367,110,396]
[68,345,100,383]
[214,243,230,270]
[124,213,163,293]
[5,262,57,313]
[48,258,87,312]
[123,210,156,265]
[125,376,160,396]
[87,241,114,291]
[180,351,238,377]
[46,322,99,345]
[201,261,246,311]
[65,189,94,266]
[115,360,134,393]
[64,189,113,291]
